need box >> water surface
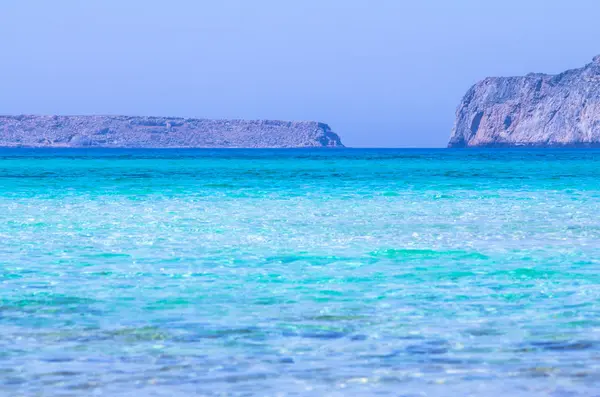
[2,148,600,396]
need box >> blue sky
[1,0,599,147]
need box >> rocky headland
[449,55,600,147]
[0,116,343,148]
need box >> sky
[1,0,599,147]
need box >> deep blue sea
[2,148,600,396]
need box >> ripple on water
[2,149,600,396]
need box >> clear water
[2,148,600,396]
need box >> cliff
[0,116,343,148]
[449,55,600,147]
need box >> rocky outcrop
[0,116,343,148]
[449,55,600,147]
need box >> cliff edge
[449,55,600,147]
[0,116,344,148]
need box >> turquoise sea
[2,148,600,396]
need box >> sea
[1,148,600,396]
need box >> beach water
[2,148,600,396]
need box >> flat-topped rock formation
[0,116,344,148]
[449,55,600,147]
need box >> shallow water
[2,148,600,396]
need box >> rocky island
[0,116,343,148]
[449,55,600,147]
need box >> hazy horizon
[2,0,599,147]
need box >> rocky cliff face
[449,55,600,147]
[0,116,343,148]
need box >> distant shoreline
[0,115,344,148]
